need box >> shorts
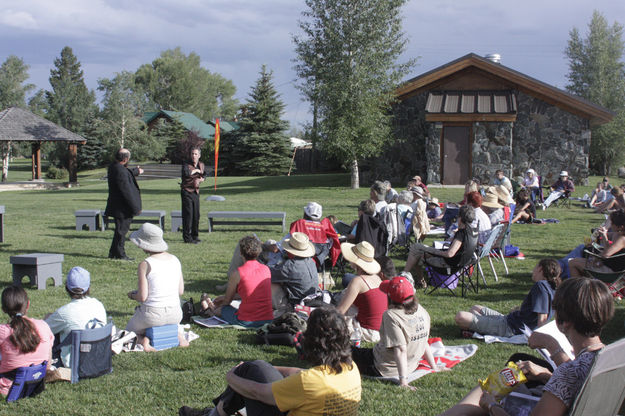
[126,304,182,335]
[469,306,515,337]
[220,305,272,328]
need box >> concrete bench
[0,205,4,242]
[75,209,102,231]
[103,210,166,231]
[11,253,64,290]
[207,211,286,233]
[171,211,182,232]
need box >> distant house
[380,53,614,185]
[208,120,240,134]
[143,110,216,139]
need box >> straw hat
[130,223,168,252]
[409,186,424,199]
[283,232,315,258]
[340,241,381,275]
[490,185,514,205]
[559,171,569,177]
[482,192,503,209]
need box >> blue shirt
[506,280,555,334]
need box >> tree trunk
[350,159,359,189]
[1,141,11,182]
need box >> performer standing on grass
[181,147,205,244]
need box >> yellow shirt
[272,363,361,416]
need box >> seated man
[492,169,513,194]
[479,192,504,226]
[270,232,318,309]
[402,205,477,289]
[454,259,561,337]
[45,267,107,370]
[289,202,340,267]
[543,171,574,208]
[383,180,399,203]
[179,307,361,416]
[370,180,387,216]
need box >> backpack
[255,312,307,346]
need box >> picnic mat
[369,338,477,384]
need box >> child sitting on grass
[454,258,561,337]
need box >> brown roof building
[378,53,614,185]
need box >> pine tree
[225,66,291,176]
[293,0,414,188]
[565,11,625,174]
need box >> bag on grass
[181,298,195,324]
[504,245,520,257]
[255,312,307,346]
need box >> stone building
[377,53,614,186]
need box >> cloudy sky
[1,0,624,130]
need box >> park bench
[103,210,167,231]
[75,209,103,231]
[207,211,286,233]
[11,253,64,290]
[0,205,4,242]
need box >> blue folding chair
[57,321,113,384]
[0,360,47,402]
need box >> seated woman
[402,205,477,288]
[569,209,625,277]
[522,169,540,203]
[210,236,274,328]
[126,223,188,352]
[465,191,492,243]
[179,307,361,416]
[455,259,561,337]
[439,277,614,416]
[511,188,536,224]
[337,242,387,343]
[0,286,54,396]
[595,186,625,213]
[351,276,444,391]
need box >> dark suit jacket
[104,162,142,219]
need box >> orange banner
[214,118,220,190]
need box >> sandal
[199,293,216,317]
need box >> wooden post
[31,142,41,180]
[68,143,78,183]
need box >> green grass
[0,167,623,415]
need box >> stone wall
[512,91,590,185]
[472,122,513,184]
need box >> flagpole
[214,119,220,190]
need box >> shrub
[46,165,68,180]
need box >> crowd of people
[1,152,621,416]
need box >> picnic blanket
[470,332,528,345]
[369,338,477,384]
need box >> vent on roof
[485,54,501,64]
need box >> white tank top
[143,255,182,308]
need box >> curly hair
[239,235,262,260]
[466,191,482,208]
[515,188,530,204]
[301,307,353,374]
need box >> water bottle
[351,321,362,348]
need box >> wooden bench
[11,253,64,290]
[75,209,103,231]
[103,210,167,231]
[0,205,4,242]
[207,211,286,233]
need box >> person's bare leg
[437,386,486,416]
[138,335,156,352]
[178,331,190,348]
[404,253,418,273]
[455,311,475,330]
[568,257,588,277]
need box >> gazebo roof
[0,107,86,143]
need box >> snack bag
[479,361,528,397]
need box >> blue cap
[66,267,90,293]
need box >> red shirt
[353,279,388,330]
[289,218,341,266]
[236,260,273,322]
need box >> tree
[135,47,239,121]
[293,0,414,188]
[565,10,625,174]
[0,55,34,109]
[46,46,97,134]
[223,65,291,176]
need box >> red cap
[380,276,415,304]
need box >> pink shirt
[0,318,53,395]
[237,260,274,322]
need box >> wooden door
[442,126,471,185]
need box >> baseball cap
[380,276,415,303]
[66,266,90,293]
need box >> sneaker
[178,406,213,416]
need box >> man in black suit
[105,148,143,260]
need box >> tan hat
[283,232,315,258]
[429,197,439,205]
[130,223,168,252]
[490,185,513,205]
[340,241,381,275]
[482,192,503,209]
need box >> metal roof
[0,107,86,143]
[143,110,215,139]
[425,90,517,114]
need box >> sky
[1,0,625,131]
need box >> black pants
[109,216,131,258]
[181,190,200,242]
[213,360,285,416]
[506,353,554,389]
[350,347,382,377]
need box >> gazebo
[0,107,86,183]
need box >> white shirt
[144,255,182,308]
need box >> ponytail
[2,286,40,353]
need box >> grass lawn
[0,163,623,415]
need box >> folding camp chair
[424,229,479,297]
[569,337,625,415]
[56,320,113,384]
[0,361,47,402]
[476,224,506,285]
[583,249,625,284]
[489,221,512,277]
